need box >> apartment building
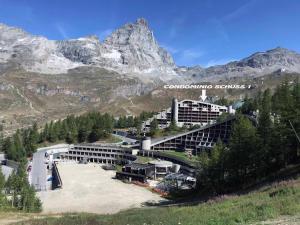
[142,98,232,132]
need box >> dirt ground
[251,215,300,225]
[37,162,164,214]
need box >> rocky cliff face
[179,47,300,81]
[2,20,300,83]
[238,47,300,69]
[0,19,177,80]
[0,23,83,74]
[103,18,175,73]
[1,19,300,135]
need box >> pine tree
[227,115,260,186]
[31,123,39,144]
[88,127,101,142]
[6,172,18,207]
[149,118,159,136]
[44,123,49,142]
[167,118,178,132]
[134,117,142,136]
[77,127,88,143]
[48,121,57,143]
[258,89,272,144]
[197,140,227,193]
[5,159,42,212]
[13,131,25,161]
[0,133,4,152]
[58,121,68,140]
[0,167,6,202]
[257,89,273,174]
[3,138,15,160]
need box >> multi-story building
[141,116,236,155]
[61,144,137,164]
[141,115,256,155]
[142,98,233,132]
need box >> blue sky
[0,0,299,67]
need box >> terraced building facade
[142,98,230,132]
[62,144,137,164]
[145,117,236,155]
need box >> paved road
[30,144,70,191]
[112,133,137,144]
[31,149,48,191]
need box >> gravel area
[37,162,163,214]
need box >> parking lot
[37,162,164,214]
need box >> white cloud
[205,58,236,67]
[168,16,186,39]
[181,49,204,60]
[206,1,258,43]
[222,0,257,22]
[177,49,205,65]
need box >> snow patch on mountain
[0,19,178,79]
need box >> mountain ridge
[0,18,178,81]
[177,47,300,81]
[1,19,300,83]
[1,18,300,135]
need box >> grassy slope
[158,150,199,164]
[14,177,300,225]
[1,70,299,136]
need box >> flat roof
[125,163,154,169]
[74,144,130,150]
[149,160,173,166]
[179,99,228,108]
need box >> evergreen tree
[257,89,273,173]
[48,121,57,143]
[13,131,25,161]
[0,167,6,204]
[134,117,142,136]
[258,89,272,143]
[31,123,39,144]
[198,140,227,193]
[77,127,88,143]
[167,118,178,132]
[0,133,4,152]
[6,159,42,212]
[39,123,48,143]
[227,115,260,186]
[6,172,18,207]
[149,118,159,136]
[88,127,101,142]
[23,127,38,157]
[58,121,68,140]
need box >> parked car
[27,165,32,172]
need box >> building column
[172,98,178,125]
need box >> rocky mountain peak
[0,19,177,78]
[102,18,176,73]
[182,47,300,82]
[0,23,31,41]
[79,35,100,43]
[266,46,290,53]
[104,18,155,47]
[239,47,300,69]
[136,18,148,27]
[2,19,299,83]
